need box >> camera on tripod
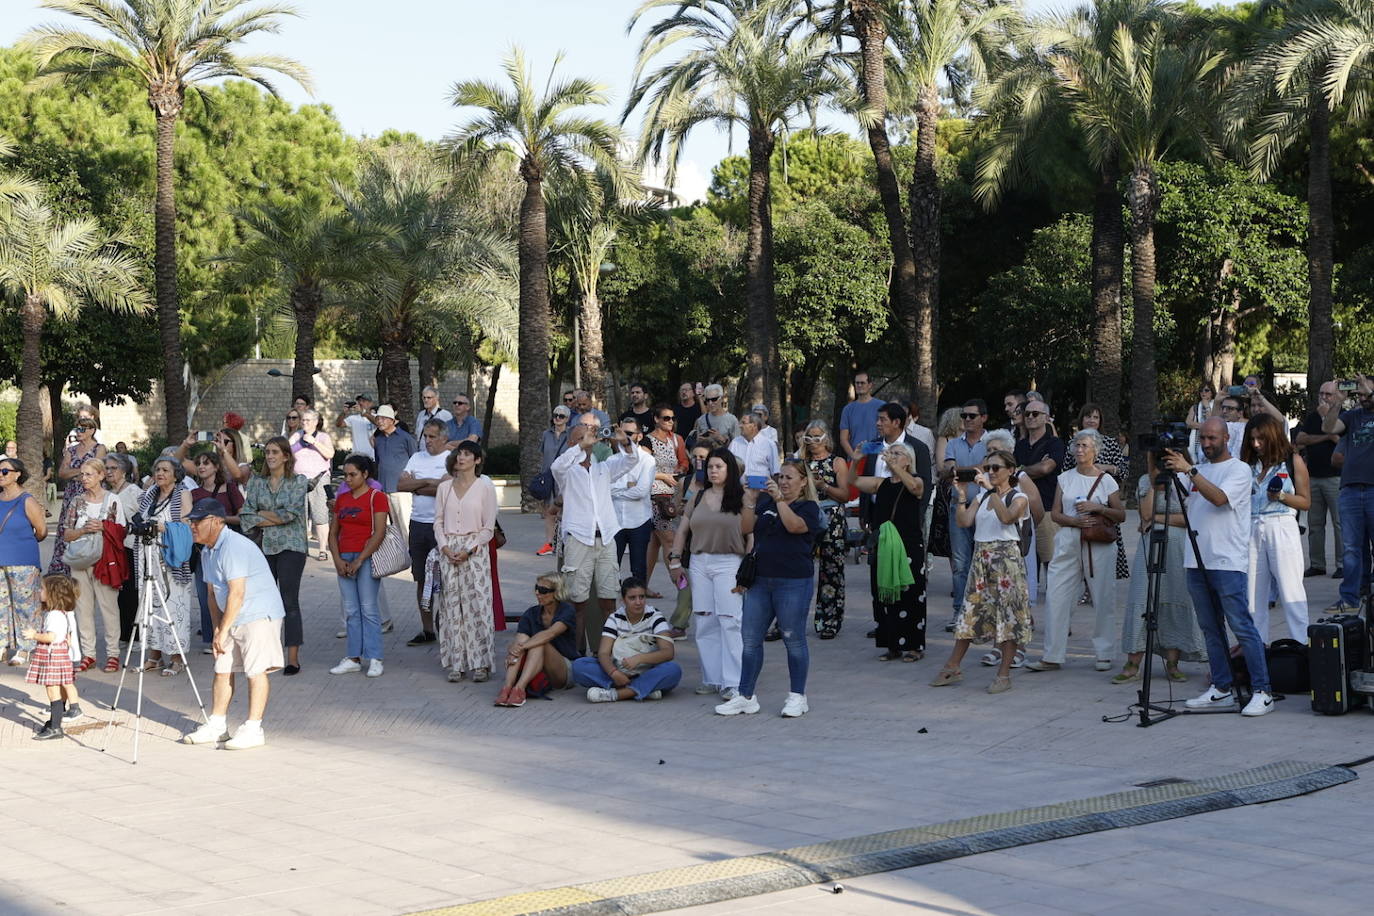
[126,511,159,541]
[1136,420,1190,463]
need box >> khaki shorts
[562,535,619,603]
[213,617,285,677]
[1035,513,1059,566]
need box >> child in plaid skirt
[22,575,84,741]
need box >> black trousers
[267,550,307,648]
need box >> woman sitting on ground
[496,573,578,707]
[572,577,682,703]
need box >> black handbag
[735,551,758,589]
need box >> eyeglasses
[960,412,981,420]
[1220,404,1240,411]
[1024,410,1045,418]
[534,585,556,595]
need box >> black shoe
[764,626,783,642]
[33,724,64,741]
[406,631,437,646]
[63,704,83,723]
[817,630,838,640]
[1332,569,1344,579]
[1304,567,1326,578]
[282,665,301,676]
[865,628,877,639]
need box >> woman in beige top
[433,441,499,683]
[667,448,747,699]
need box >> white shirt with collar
[415,406,453,435]
[610,449,655,530]
[729,434,780,480]
[552,441,642,546]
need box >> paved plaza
[0,508,1370,915]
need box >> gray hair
[802,419,834,450]
[300,408,322,430]
[151,455,185,483]
[422,386,439,398]
[106,453,135,479]
[883,442,917,470]
[1070,428,1102,457]
[983,429,1015,454]
[703,383,724,399]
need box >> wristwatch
[1186,467,1199,478]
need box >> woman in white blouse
[64,458,126,673]
[433,441,499,684]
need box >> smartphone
[955,468,977,484]
[1226,385,1246,398]
[745,475,769,490]
[196,430,214,442]
[1338,379,1358,392]
[862,440,884,455]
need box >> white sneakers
[780,693,809,717]
[183,721,230,745]
[225,725,265,750]
[1241,691,1275,717]
[714,694,761,716]
[183,718,264,749]
[587,687,619,703]
[330,657,362,675]
[1184,686,1236,709]
[366,659,384,678]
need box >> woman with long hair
[135,457,193,676]
[1185,382,1217,465]
[927,407,965,568]
[1242,413,1311,643]
[800,421,849,639]
[188,449,243,655]
[433,441,499,683]
[48,415,107,575]
[0,457,47,667]
[240,436,309,674]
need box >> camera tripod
[100,537,210,763]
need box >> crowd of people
[0,371,1370,742]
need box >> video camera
[126,511,159,541]
[1137,420,1190,462]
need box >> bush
[484,443,519,476]
[0,401,15,446]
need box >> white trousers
[1248,515,1308,643]
[1042,529,1116,664]
[690,552,743,690]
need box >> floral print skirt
[955,539,1033,646]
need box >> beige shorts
[1035,513,1059,566]
[213,617,285,677]
[553,652,575,689]
[562,535,619,603]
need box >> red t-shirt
[335,488,388,554]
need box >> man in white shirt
[415,386,452,436]
[610,418,655,587]
[335,394,376,459]
[398,419,450,645]
[1163,418,1273,716]
[552,421,641,654]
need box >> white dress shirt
[552,441,642,546]
[610,451,655,530]
[729,434,780,480]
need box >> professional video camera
[126,511,159,541]
[1136,420,1190,463]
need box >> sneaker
[507,686,526,707]
[714,694,760,716]
[1332,568,1343,579]
[7,650,27,667]
[406,631,437,646]
[1023,659,1061,672]
[1241,690,1275,717]
[1094,659,1113,672]
[225,726,265,750]
[32,724,64,741]
[780,693,808,717]
[182,722,229,745]
[1304,567,1326,578]
[693,684,718,695]
[587,686,619,703]
[201,646,214,655]
[944,618,956,633]
[62,704,84,723]
[536,542,554,556]
[335,629,347,639]
[366,659,384,678]
[1184,685,1236,709]
[380,619,394,634]
[330,657,362,675]
[719,687,739,700]
[644,689,664,701]
[495,686,512,706]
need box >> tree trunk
[517,160,552,505]
[1126,165,1161,481]
[418,341,437,393]
[152,104,189,442]
[482,361,501,448]
[1214,294,1241,393]
[578,288,607,407]
[908,84,941,423]
[1088,162,1124,436]
[379,323,413,432]
[1306,92,1334,405]
[744,128,778,414]
[291,283,321,407]
[17,295,46,501]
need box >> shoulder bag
[1079,474,1119,544]
[64,494,113,571]
[366,489,410,579]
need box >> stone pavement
[0,508,1370,915]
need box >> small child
[23,575,84,741]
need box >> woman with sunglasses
[666,442,713,638]
[497,573,578,706]
[930,453,1032,692]
[800,422,849,639]
[646,403,688,591]
[48,417,107,575]
[103,454,143,648]
[975,430,1043,669]
[0,458,47,666]
[239,437,309,674]
[1027,429,1127,673]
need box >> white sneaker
[182,722,229,745]
[225,726,265,750]
[1184,685,1236,709]
[335,629,347,639]
[366,659,384,678]
[329,657,362,675]
[780,693,809,718]
[1241,691,1275,717]
[644,689,663,701]
[714,694,761,716]
[587,687,618,703]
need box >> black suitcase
[1308,615,1369,715]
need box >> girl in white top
[63,458,126,673]
[24,574,84,740]
[930,452,1032,694]
[1028,429,1128,672]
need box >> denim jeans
[949,505,974,614]
[739,575,813,697]
[337,553,382,660]
[1186,568,1270,694]
[571,656,682,700]
[1338,485,1374,607]
[614,518,653,585]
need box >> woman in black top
[853,443,926,661]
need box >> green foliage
[483,444,520,476]
[0,401,15,445]
[708,131,872,225]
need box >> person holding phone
[289,409,336,560]
[801,422,850,639]
[1319,373,1374,613]
[941,400,988,632]
[1241,414,1310,643]
[729,413,780,487]
[853,442,926,662]
[1185,382,1216,465]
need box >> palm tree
[447,48,631,494]
[626,0,842,417]
[888,0,1018,421]
[0,195,148,499]
[24,0,311,442]
[1239,0,1374,403]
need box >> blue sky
[5,0,1233,202]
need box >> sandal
[987,675,1013,694]
[1166,667,1189,682]
[161,660,185,677]
[144,658,162,672]
[979,650,1000,667]
[929,667,962,687]
[1111,665,1140,685]
[901,651,923,663]
[77,656,97,673]
[104,657,120,673]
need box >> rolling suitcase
[1308,614,1369,715]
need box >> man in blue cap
[180,498,286,750]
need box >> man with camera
[943,399,989,630]
[335,394,376,460]
[182,498,286,749]
[1162,418,1273,716]
[1320,374,1374,612]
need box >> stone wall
[86,359,522,450]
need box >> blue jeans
[1338,485,1374,607]
[949,506,974,613]
[1186,568,1269,694]
[571,656,682,700]
[337,553,383,660]
[614,518,652,585]
[739,575,813,697]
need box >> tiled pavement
[0,510,1370,915]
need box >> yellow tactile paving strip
[413,760,1354,916]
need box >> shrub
[483,443,519,476]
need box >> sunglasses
[960,412,981,420]
[534,584,556,595]
[0,468,14,476]
[1024,410,1045,418]
[802,435,824,443]
[453,401,468,407]
[982,464,1010,473]
[705,396,720,403]
[658,415,675,421]
[287,414,300,420]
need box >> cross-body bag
[1078,474,1119,544]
